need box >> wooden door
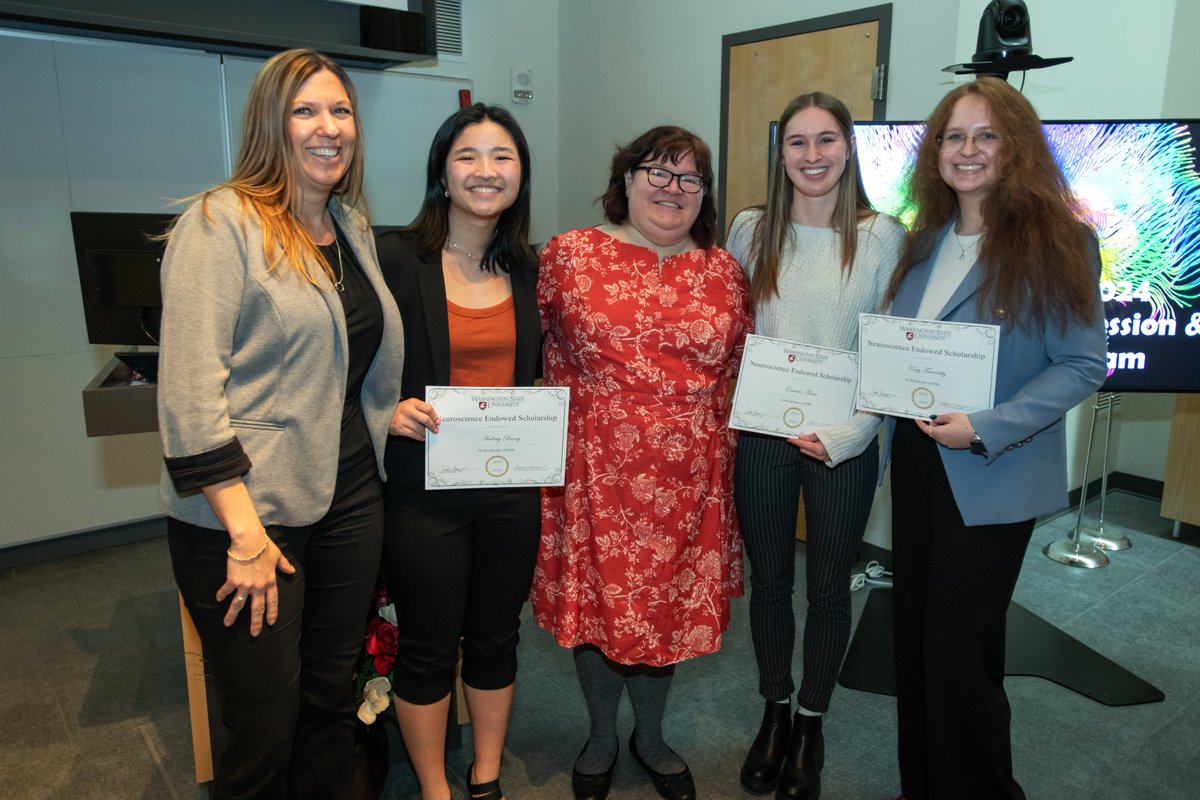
[725,22,881,226]
[719,7,892,540]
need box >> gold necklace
[332,239,345,292]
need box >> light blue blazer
[883,223,1108,526]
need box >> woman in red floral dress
[533,126,752,800]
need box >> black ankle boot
[740,701,792,793]
[776,712,824,800]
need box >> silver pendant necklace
[446,239,481,263]
[954,232,977,262]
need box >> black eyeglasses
[632,165,707,194]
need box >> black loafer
[572,741,616,800]
[628,730,696,800]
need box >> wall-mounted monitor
[853,120,1200,393]
[71,211,175,347]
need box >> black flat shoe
[628,730,696,800]
[740,701,792,793]
[571,741,616,800]
[468,762,504,800]
[776,712,824,800]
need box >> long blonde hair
[745,92,877,309]
[200,48,367,286]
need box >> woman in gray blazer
[882,77,1106,800]
[157,49,403,799]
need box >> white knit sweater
[727,208,906,466]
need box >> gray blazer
[157,188,405,529]
[883,223,1108,525]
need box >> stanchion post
[1044,394,1110,568]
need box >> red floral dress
[532,227,753,666]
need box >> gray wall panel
[55,40,227,213]
[0,35,82,358]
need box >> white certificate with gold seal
[729,335,859,437]
[424,386,570,489]
[856,313,1000,420]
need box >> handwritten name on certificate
[856,314,999,420]
[730,335,859,437]
[425,387,569,489]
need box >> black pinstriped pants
[734,431,879,711]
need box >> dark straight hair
[405,103,536,273]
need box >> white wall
[374,0,561,244]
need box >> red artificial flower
[365,617,398,675]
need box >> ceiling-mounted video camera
[944,0,1072,78]
[974,0,1031,61]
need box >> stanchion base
[1079,523,1132,551]
[1043,538,1110,568]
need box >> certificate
[729,335,859,437]
[425,386,569,489]
[856,314,1000,419]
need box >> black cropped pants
[382,485,540,704]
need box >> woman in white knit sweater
[726,92,904,800]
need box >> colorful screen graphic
[854,120,1200,392]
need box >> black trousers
[735,431,879,711]
[169,471,383,800]
[890,419,1032,800]
[382,485,540,704]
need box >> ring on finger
[235,595,247,601]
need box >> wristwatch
[969,431,987,456]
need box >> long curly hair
[745,92,878,309]
[885,77,1099,330]
[599,126,718,249]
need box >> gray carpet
[1,490,1196,799]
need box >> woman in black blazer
[376,103,539,800]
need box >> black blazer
[376,229,541,490]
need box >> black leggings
[383,485,540,704]
[168,472,383,800]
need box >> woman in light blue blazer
[882,77,1106,800]
[158,49,404,799]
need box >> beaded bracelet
[227,528,270,563]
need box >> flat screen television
[71,211,175,347]
[851,119,1200,393]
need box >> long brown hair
[745,92,877,309]
[196,48,367,286]
[599,126,718,249]
[885,77,1099,329]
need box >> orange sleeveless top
[447,296,517,386]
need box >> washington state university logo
[906,331,915,340]
[478,401,488,410]
[787,353,796,363]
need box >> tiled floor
[1,491,1196,799]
